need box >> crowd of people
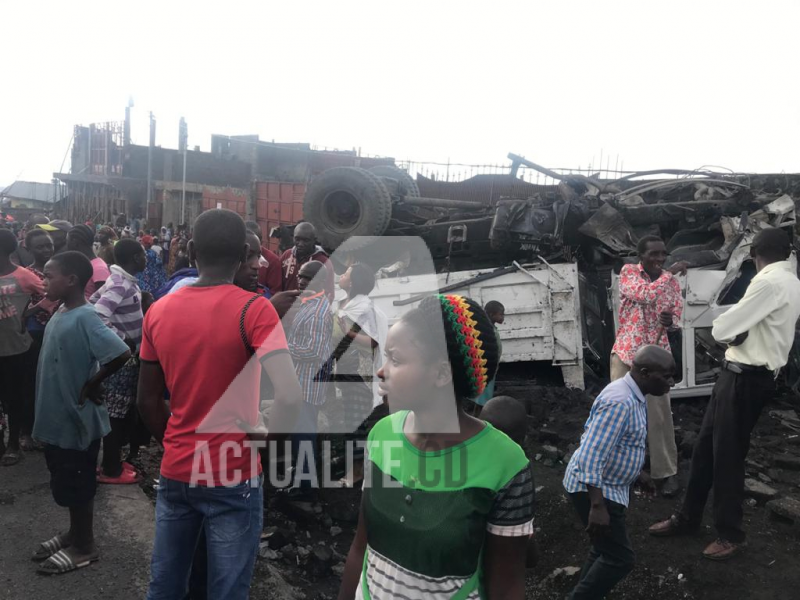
[0,216,178,469]
[1,208,798,600]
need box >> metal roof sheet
[0,181,57,204]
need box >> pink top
[611,263,683,365]
[84,257,111,299]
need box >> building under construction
[53,111,391,252]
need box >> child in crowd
[90,239,147,484]
[126,291,155,464]
[472,300,505,415]
[20,228,58,451]
[0,229,45,465]
[66,224,110,299]
[480,395,540,570]
[480,395,527,447]
[31,251,131,574]
[338,294,533,600]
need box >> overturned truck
[303,157,800,394]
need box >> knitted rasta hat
[401,294,500,400]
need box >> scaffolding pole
[179,117,188,226]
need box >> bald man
[564,345,675,600]
[280,222,334,300]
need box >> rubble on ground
[130,370,800,600]
[766,497,800,525]
[744,478,779,503]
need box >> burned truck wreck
[301,156,799,394]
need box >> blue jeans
[568,492,634,600]
[147,475,263,600]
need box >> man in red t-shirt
[138,209,302,600]
[280,222,335,300]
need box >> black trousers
[0,348,35,444]
[45,440,101,507]
[22,330,44,435]
[679,368,776,543]
[569,492,635,600]
[129,408,152,456]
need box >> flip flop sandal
[1,451,21,466]
[37,550,99,575]
[96,463,137,477]
[32,535,69,561]
[97,468,141,485]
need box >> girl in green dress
[338,294,533,600]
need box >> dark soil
[134,381,800,600]
[516,383,800,600]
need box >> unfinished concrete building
[53,114,392,251]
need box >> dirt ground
[511,381,800,600]
[135,375,800,600]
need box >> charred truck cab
[306,159,800,396]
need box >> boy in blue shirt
[31,251,131,575]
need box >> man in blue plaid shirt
[563,345,676,600]
[286,260,332,499]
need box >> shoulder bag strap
[239,294,261,356]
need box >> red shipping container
[196,182,304,253]
[255,181,306,253]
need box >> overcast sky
[2,0,799,187]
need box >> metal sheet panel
[370,264,583,373]
[201,187,249,217]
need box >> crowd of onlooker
[3,208,797,600]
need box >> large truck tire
[304,167,393,250]
[368,165,420,198]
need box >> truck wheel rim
[322,190,362,233]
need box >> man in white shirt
[649,228,800,561]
